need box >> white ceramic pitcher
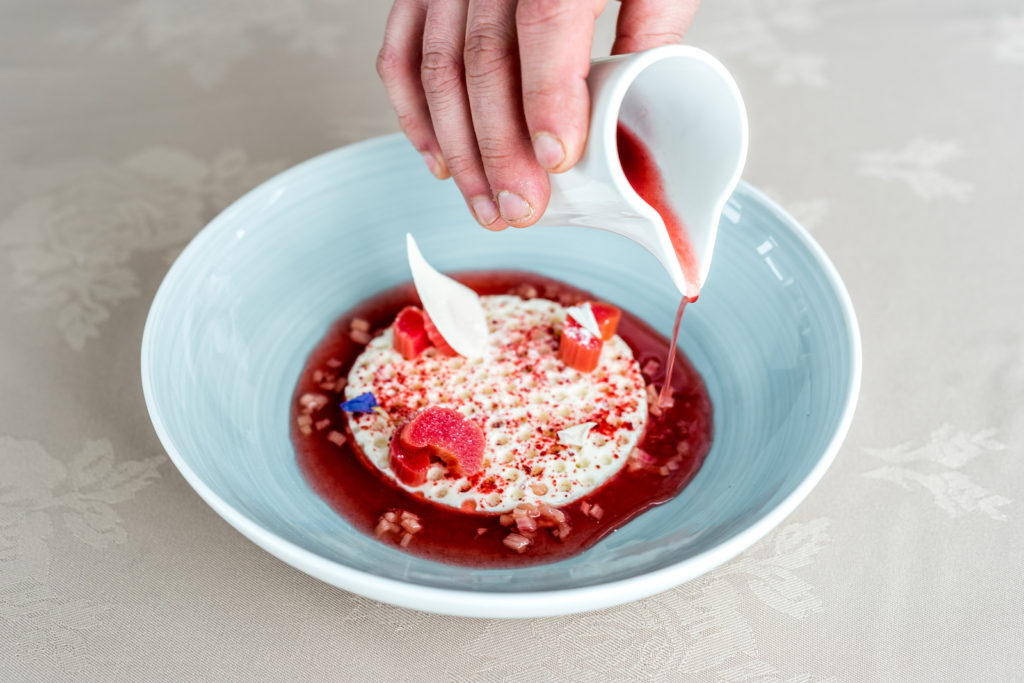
[538,45,748,298]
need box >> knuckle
[516,0,573,29]
[521,81,566,104]
[420,47,464,94]
[442,150,480,179]
[375,45,404,81]
[476,138,518,166]
[463,28,510,80]
[395,109,424,135]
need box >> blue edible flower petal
[340,392,378,414]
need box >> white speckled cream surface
[345,296,647,511]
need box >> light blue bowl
[141,135,860,617]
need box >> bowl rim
[141,134,862,618]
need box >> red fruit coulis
[291,272,713,568]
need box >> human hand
[376,0,700,230]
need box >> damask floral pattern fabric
[1,0,1021,679]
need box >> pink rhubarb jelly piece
[559,317,603,372]
[422,312,458,357]
[392,305,432,360]
[589,301,622,340]
[388,423,431,486]
[399,406,485,476]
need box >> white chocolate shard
[406,233,488,358]
[565,302,600,338]
[557,422,597,448]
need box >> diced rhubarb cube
[503,533,532,553]
[422,312,458,357]
[589,301,621,340]
[400,406,485,476]
[559,317,603,372]
[392,306,431,360]
[388,423,431,486]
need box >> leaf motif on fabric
[0,149,285,350]
[863,425,1012,521]
[698,0,828,87]
[718,518,832,621]
[0,511,54,587]
[62,500,126,549]
[68,441,164,505]
[475,520,831,679]
[0,582,116,676]
[56,0,350,88]
[858,138,973,201]
[0,436,161,674]
[676,578,762,674]
[0,436,166,551]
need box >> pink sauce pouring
[616,123,700,407]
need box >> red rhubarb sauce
[291,272,713,568]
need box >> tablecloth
[3,1,1022,679]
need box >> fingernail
[421,151,444,179]
[471,195,500,226]
[532,132,565,171]
[497,191,533,223]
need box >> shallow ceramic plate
[141,134,860,618]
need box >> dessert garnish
[388,424,430,485]
[339,392,378,413]
[565,302,601,338]
[406,233,487,358]
[422,312,458,357]
[559,301,622,373]
[345,292,647,514]
[394,407,485,478]
[590,302,622,340]
[558,316,603,372]
[292,271,713,566]
[556,422,597,448]
[392,305,431,360]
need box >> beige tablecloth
[3,1,1023,680]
